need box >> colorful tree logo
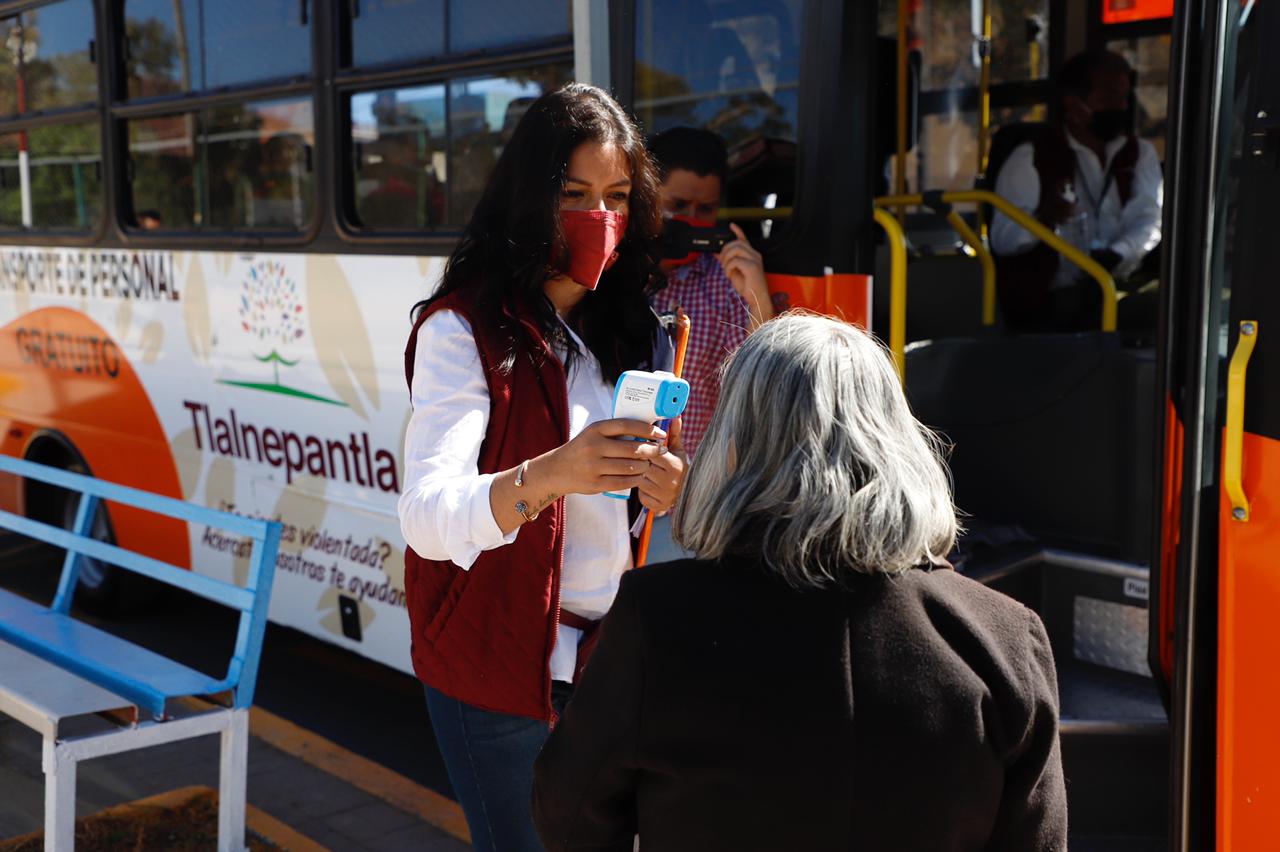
[218,260,345,406]
[240,260,304,384]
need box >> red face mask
[560,209,628,290]
[664,214,716,267]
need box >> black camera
[659,219,736,260]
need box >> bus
[0,0,1273,847]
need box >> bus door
[1159,0,1280,846]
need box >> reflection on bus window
[0,123,101,230]
[349,0,445,68]
[129,115,197,226]
[348,64,569,230]
[448,67,572,226]
[449,0,570,53]
[128,98,314,231]
[0,0,97,115]
[351,85,447,228]
[633,0,802,148]
[206,101,314,230]
[125,0,311,98]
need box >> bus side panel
[1217,430,1280,850]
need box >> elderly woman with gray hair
[532,314,1067,852]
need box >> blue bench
[0,455,281,852]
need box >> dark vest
[991,125,1140,328]
[403,291,570,721]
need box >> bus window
[351,84,447,228]
[349,0,445,68]
[449,0,570,53]
[632,0,802,246]
[124,0,311,96]
[0,123,101,230]
[128,98,315,231]
[0,0,97,115]
[346,0,568,68]
[346,64,570,231]
[633,0,802,148]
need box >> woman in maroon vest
[398,83,686,852]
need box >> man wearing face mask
[990,50,1163,333]
[648,127,773,460]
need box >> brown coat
[533,555,1067,851]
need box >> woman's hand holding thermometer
[606,370,690,500]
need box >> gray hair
[673,313,958,586]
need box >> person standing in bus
[989,50,1163,332]
[397,83,687,852]
[645,127,772,563]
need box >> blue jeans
[424,683,572,852]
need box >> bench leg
[218,708,249,852]
[42,738,76,852]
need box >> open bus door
[1158,0,1279,847]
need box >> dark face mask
[1088,108,1130,142]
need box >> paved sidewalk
[0,713,470,851]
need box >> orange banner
[767,272,872,330]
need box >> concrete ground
[0,712,470,851]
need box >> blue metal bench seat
[0,455,281,851]
[0,587,227,719]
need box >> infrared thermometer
[605,370,690,499]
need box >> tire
[25,445,163,617]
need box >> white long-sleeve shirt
[397,309,633,683]
[990,132,1163,280]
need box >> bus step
[1060,661,1168,842]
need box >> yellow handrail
[943,210,996,326]
[873,207,909,380]
[876,189,1118,332]
[1224,320,1259,522]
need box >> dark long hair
[414,83,664,384]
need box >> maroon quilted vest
[402,291,569,721]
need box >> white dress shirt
[397,309,633,684]
[990,132,1163,281]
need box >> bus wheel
[24,441,163,617]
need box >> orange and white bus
[0,0,1275,847]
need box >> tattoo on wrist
[531,493,558,513]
